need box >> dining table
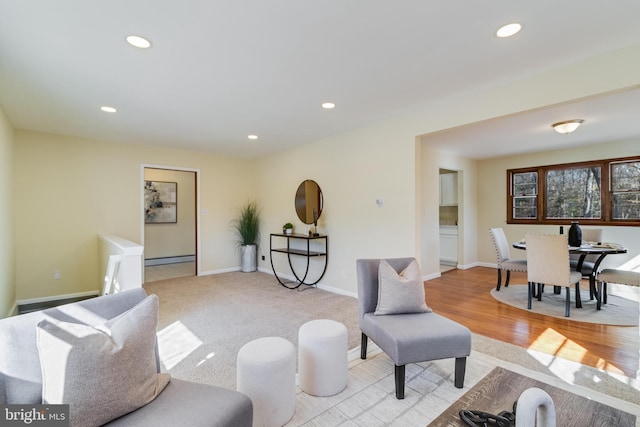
[512,241,628,303]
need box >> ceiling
[1,1,640,159]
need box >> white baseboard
[422,272,441,281]
[258,268,358,298]
[474,262,497,269]
[16,290,99,306]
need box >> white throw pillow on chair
[375,259,432,315]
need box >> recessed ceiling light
[496,23,522,38]
[248,135,258,140]
[100,106,117,113]
[126,35,152,49]
[322,102,336,109]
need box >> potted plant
[283,222,293,234]
[232,200,261,272]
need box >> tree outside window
[507,156,640,226]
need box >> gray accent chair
[595,269,640,310]
[490,227,527,291]
[0,288,253,427]
[356,258,472,399]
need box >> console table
[269,233,328,289]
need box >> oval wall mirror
[295,180,323,224]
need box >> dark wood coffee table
[428,367,635,426]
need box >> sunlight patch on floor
[527,328,626,382]
[157,320,202,370]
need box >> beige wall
[254,121,420,294]
[476,138,640,270]
[0,104,15,317]
[14,131,253,300]
[5,43,640,305]
[144,168,196,260]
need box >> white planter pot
[240,244,257,272]
[284,229,292,235]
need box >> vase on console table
[568,221,582,247]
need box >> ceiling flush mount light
[496,23,522,38]
[552,119,584,134]
[248,135,258,140]
[126,35,152,49]
[321,102,335,109]
[100,106,117,113]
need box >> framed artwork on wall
[144,181,177,223]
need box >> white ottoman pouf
[298,319,348,396]
[237,337,296,427]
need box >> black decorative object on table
[568,221,582,246]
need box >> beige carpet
[490,284,639,326]
[144,271,360,389]
[143,271,640,426]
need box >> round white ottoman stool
[298,319,348,396]
[237,337,296,427]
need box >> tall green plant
[232,201,261,246]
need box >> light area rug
[490,284,639,326]
[285,339,640,426]
[144,271,360,389]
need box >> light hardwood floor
[426,266,639,379]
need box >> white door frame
[141,164,201,280]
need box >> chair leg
[496,269,502,291]
[596,281,603,310]
[565,287,570,317]
[504,270,511,287]
[603,282,608,304]
[574,282,582,308]
[360,333,368,360]
[395,365,405,399]
[527,282,533,309]
[537,283,543,301]
[454,357,466,388]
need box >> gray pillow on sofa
[374,259,432,315]
[36,294,170,427]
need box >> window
[611,160,640,220]
[507,156,640,226]
[511,171,537,219]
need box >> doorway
[142,166,199,283]
[438,169,459,273]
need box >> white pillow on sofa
[36,294,170,427]
[374,259,432,315]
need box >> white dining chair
[595,269,640,310]
[489,227,527,291]
[525,233,583,317]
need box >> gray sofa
[0,288,253,427]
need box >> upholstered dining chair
[356,258,471,399]
[595,269,640,310]
[525,234,583,317]
[489,227,527,291]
